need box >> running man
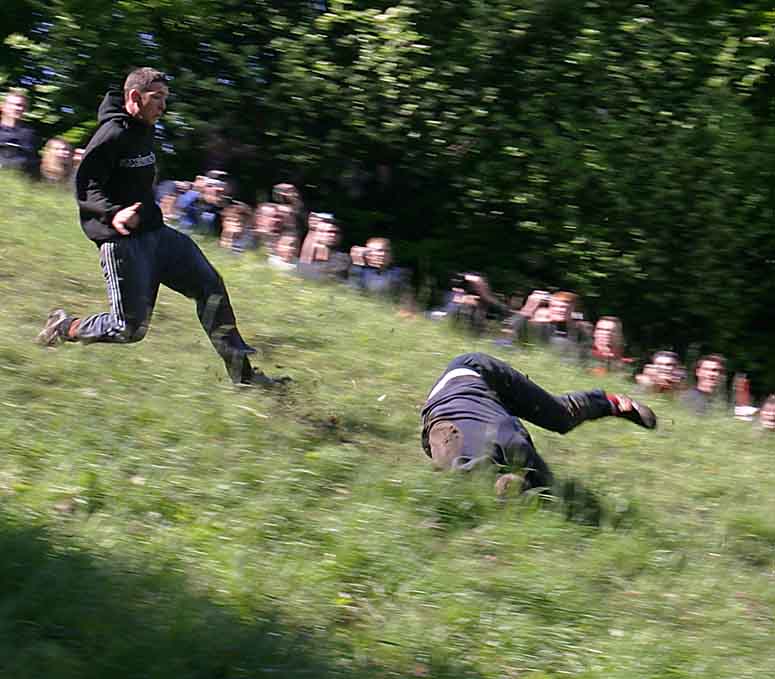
[37,67,284,386]
[421,353,656,494]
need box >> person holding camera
[348,237,409,301]
[635,350,685,394]
[176,170,231,235]
[443,272,510,333]
[297,214,350,281]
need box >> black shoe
[611,394,657,430]
[37,309,73,346]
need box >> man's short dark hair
[124,67,167,97]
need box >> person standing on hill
[37,67,285,386]
[421,352,657,495]
[0,88,39,177]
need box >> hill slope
[1,175,773,679]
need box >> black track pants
[76,227,253,379]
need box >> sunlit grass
[1,173,774,678]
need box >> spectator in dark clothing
[681,354,727,414]
[443,273,510,333]
[509,290,552,343]
[176,170,229,235]
[37,67,284,387]
[0,89,38,176]
[348,238,409,300]
[511,290,585,348]
[297,218,350,281]
[421,353,657,495]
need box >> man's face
[2,94,27,125]
[255,205,279,233]
[203,180,225,206]
[365,242,390,269]
[131,82,168,126]
[760,401,775,430]
[696,359,725,394]
[653,355,679,388]
[316,222,339,247]
[549,298,571,323]
[593,319,616,351]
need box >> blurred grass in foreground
[1,174,774,679]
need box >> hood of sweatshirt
[75,90,163,244]
[96,91,133,127]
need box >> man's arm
[75,127,125,241]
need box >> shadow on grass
[0,516,486,679]
[551,477,640,529]
[418,473,640,535]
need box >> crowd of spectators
[2,86,773,430]
[154,168,411,307]
[492,287,772,427]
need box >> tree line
[3,0,775,390]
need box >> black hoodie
[75,91,164,244]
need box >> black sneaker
[36,309,73,346]
[611,394,657,430]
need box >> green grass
[1,173,774,678]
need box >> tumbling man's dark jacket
[0,122,38,176]
[76,91,164,245]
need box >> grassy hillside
[1,174,773,679]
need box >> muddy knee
[428,421,465,470]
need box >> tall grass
[1,174,773,678]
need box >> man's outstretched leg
[158,227,288,386]
[441,352,656,432]
[38,237,158,347]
